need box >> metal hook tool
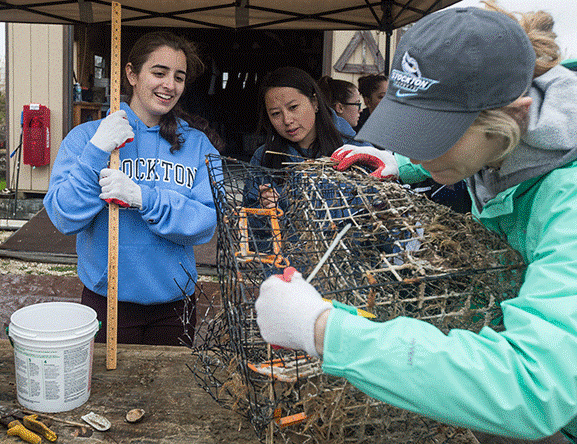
[306,223,352,283]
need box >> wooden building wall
[6,23,68,194]
[329,29,398,85]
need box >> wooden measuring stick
[106,1,122,370]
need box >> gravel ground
[0,230,13,243]
[0,258,77,275]
[0,229,78,276]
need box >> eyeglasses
[342,102,362,110]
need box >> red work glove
[331,144,399,180]
[256,267,332,357]
[279,266,298,283]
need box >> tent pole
[380,0,393,74]
[385,31,391,74]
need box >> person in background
[44,31,223,346]
[242,66,397,269]
[256,4,577,444]
[317,75,363,129]
[354,73,388,133]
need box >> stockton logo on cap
[391,52,438,98]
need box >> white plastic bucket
[8,302,99,413]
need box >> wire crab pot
[183,154,526,444]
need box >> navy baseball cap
[356,7,536,161]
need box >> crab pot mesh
[184,154,526,443]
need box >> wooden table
[0,340,260,443]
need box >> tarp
[0,0,463,31]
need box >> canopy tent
[0,1,462,30]
[0,0,464,68]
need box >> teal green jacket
[322,157,577,439]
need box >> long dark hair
[124,31,224,153]
[255,67,343,169]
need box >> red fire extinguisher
[22,103,50,167]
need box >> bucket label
[13,341,94,413]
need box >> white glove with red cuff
[90,110,134,153]
[331,144,399,180]
[99,168,142,209]
[256,267,333,358]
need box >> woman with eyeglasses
[318,75,363,129]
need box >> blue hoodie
[44,102,220,304]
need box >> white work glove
[256,267,333,358]
[90,110,134,153]
[331,144,399,180]
[99,168,142,209]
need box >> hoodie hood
[120,101,160,132]
[468,64,577,209]
[120,101,190,135]
[331,108,358,140]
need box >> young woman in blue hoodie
[44,31,223,345]
[256,4,577,444]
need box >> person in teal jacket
[44,31,223,345]
[256,4,577,444]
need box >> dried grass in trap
[184,155,526,443]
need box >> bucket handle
[5,327,13,347]
[71,322,101,337]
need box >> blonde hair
[470,108,521,162]
[470,1,562,159]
